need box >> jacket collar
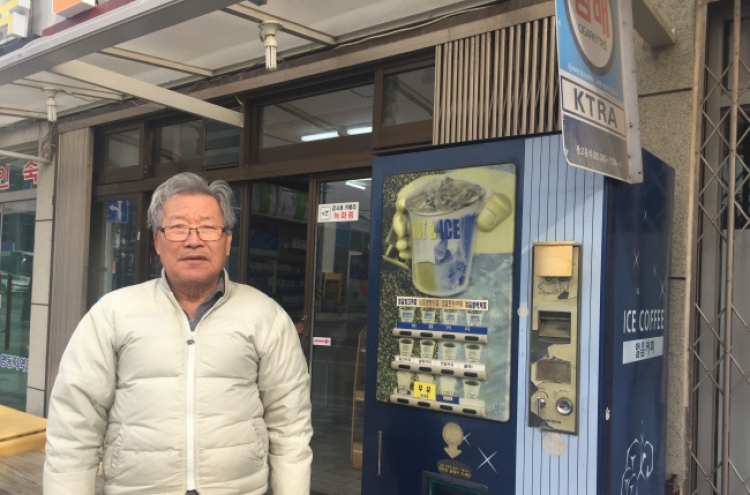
[157,269,233,299]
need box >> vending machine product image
[362,134,673,495]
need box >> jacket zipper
[166,286,227,492]
[186,329,196,491]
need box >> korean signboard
[556,0,642,183]
[0,0,30,45]
[0,157,39,192]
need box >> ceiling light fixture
[301,131,339,142]
[346,126,373,135]
[44,88,58,123]
[259,21,282,71]
[345,180,367,190]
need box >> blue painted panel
[515,135,605,495]
[601,150,673,495]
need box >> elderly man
[44,172,312,495]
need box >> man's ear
[225,232,233,256]
[153,230,162,255]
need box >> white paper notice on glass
[317,202,359,223]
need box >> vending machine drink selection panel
[375,163,517,423]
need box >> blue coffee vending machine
[362,133,673,495]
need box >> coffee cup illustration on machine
[389,175,512,296]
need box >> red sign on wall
[22,160,38,184]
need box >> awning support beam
[223,4,336,46]
[0,106,46,120]
[0,149,50,164]
[100,47,215,77]
[50,60,244,128]
[632,0,675,48]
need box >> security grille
[692,0,750,494]
[434,15,560,144]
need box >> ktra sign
[0,0,30,44]
[556,0,643,184]
[53,0,97,18]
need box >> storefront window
[260,84,374,148]
[0,200,36,411]
[247,181,308,323]
[382,66,434,126]
[99,199,139,294]
[152,119,203,164]
[104,128,140,170]
[204,120,241,170]
[226,189,242,280]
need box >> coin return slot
[538,311,571,343]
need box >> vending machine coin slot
[529,242,580,434]
[538,311,572,343]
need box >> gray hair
[147,172,236,232]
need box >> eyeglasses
[159,225,226,241]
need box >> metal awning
[0,0,675,132]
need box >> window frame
[254,74,376,164]
[94,123,147,184]
[147,115,206,177]
[373,57,435,149]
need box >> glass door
[309,177,371,495]
[0,199,36,411]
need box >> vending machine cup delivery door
[362,134,673,495]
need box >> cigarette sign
[556,0,642,183]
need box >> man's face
[154,193,232,292]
